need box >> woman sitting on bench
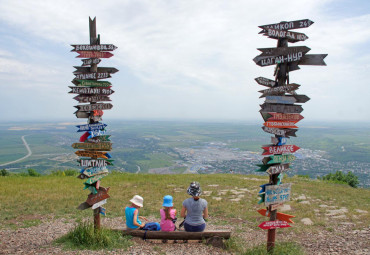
[180,181,208,232]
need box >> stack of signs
[70,18,118,216]
[253,19,327,235]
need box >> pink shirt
[160,208,176,232]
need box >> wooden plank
[265,96,296,104]
[75,103,113,112]
[259,19,314,32]
[72,142,112,151]
[74,72,112,80]
[72,80,112,87]
[73,66,119,74]
[253,52,305,67]
[261,126,297,137]
[76,51,113,58]
[77,202,91,210]
[75,150,108,159]
[260,112,304,122]
[74,95,111,103]
[262,145,300,155]
[76,123,107,132]
[264,183,292,206]
[263,28,308,42]
[258,209,295,223]
[255,77,277,87]
[259,221,291,230]
[259,84,300,97]
[86,187,110,206]
[81,58,101,66]
[266,163,290,175]
[257,46,310,57]
[79,158,113,167]
[71,44,117,51]
[298,54,327,65]
[69,86,114,95]
[262,154,296,165]
[260,103,303,113]
[264,121,298,129]
[122,229,231,240]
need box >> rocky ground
[0,215,368,255]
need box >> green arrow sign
[262,154,296,165]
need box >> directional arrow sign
[81,58,101,66]
[259,221,291,230]
[74,72,111,80]
[83,166,109,177]
[72,142,112,151]
[258,209,295,223]
[259,84,300,97]
[254,52,305,67]
[264,121,298,129]
[257,46,310,57]
[262,154,296,165]
[77,202,91,210]
[87,135,111,143]
[72,80,112,87]
[266,163,290,175]
[260,103,303,114]
[297,54,328,65]
[262,126,297,137]
[292,95,310,103]
[75,103,113,112]
[265,96,296,105]
[255,77,277,87]
[77,123,107,132]
[261,112,304,122]
[263,28,309,42]
[262,145,300,155]
[73,66,119,74]
[265,183,292,206]
[79,159,113,167]
[259,19,314,32]
[75,111,89,118]
[71,44,118,51]
[259,183,271,194]
[255,164,270,172]
[76,51,113,58]
[74,95,111,103]
[75,151,108,159]
[86,187,110,206]
[69,87,114,95]
[88,130,106,139]
[92,199,107,210]
[84,173,108,185]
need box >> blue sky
[0,0,369,122]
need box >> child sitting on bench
[160,195,177,231]
[125,195,148,229]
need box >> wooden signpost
[70,17,118,230]
[253,19,327,252]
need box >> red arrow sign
[76,51,113,58]
[262,145,300,155]
[258,221,292,230]
[264,121,298,129]
[258,209,295,223]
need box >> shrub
[320,171,359,188]
[1,169,10,176]
[27,169,41,177]
[50,169,78,176]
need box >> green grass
[242,242,304,255]
[55,221,132,250]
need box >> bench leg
[206,236,226,249]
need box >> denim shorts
[184,222,206,232]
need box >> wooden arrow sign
[71,44,118,51]
[72,80,112,87]
[259,84,300,97]
[75,111,89,118]
[76,51,113,58]
[74,72,111,80]
[293,95,310,103]
[74,95,111,103]
[79,158,113,167]
[298,54,328,65]
[254,52,305,67]
[262,154,296,165]
[259,221,291,230]
[262,145,300,155]
[264,121,298,129]
[83,166,109,177]
[84,173,108,185]
[258,209,295,223]
[76,123,107,132]
[265,183,292,206]
[81,58,101,66]
[257,46,310,57]
[261,112,304,122]
[259,19,314,32]
[260,103,303,114]
[77,202,91,210]
[255,77,277,87]
[265,96,296,104]
[262,126,297,137]
[69,87,114,95]
[263,28,308,42]
[72,142,112,151]
[75,150,108,159]
[73,66,119,74]
[86,187,110,206]
[266,163,290,175]
[75,103,113,112]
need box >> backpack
[142,222,161,231]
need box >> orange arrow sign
[257,209,295,223]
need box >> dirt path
[0,217,368,254]
[0,135,32,167]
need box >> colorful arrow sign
[84,173,108,185]
[77,123,107,132]
[74,72,111,80]
[72,80,112,87]
[72,142,112,151]
[73,66,119,74]
[83,166,109,177]
[71,44,118,51]
[79,158,114,167]
[258,209,295,224]
[264,121,298,129]
[69,86,115,95]
[265,96,296,105]
[261,112,304,122]
[262,154,296,165]
[263,28,308,42]
[264,183,292,206]
[75,151,109,159]
[260,103,303,114]
[76,51,113,58]
[86,187,110,206]
[261,126,297,137]
[258,221,291,230]
[87,135,111,143]
[262,145,300,155]
[266,163,290,175]
[75,103,113,112]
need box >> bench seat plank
[122,229,231,240]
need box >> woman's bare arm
[203,207,208,219]
[180,205,187,218]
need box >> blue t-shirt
[125,207,142,229]
[183,198,207,226]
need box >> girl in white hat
[125,195,148,229]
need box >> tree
[1,169,10,176]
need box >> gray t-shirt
[183,198,208,225]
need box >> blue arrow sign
[76,123,107,132]
[88,130,106,139]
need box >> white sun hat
[130,195,144,207]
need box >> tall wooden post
[253,19,327,253]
